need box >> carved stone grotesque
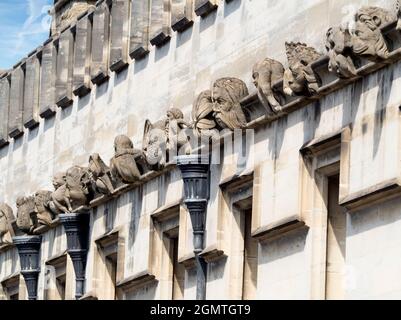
[143,108,191,170]
[252,58,285,114]
[283,42,323,97]
[352,7,395,61]
[49,166,93,214]
[88,153,115,195]
[16,191,54,234]
[0,203,15,245]
[193,78,249,134]
[34,191,54,225]
[326,6,396,78]
[49,172,70,214]
[110,135,141,184]
[326,27,358,78]
[16,196,37,234]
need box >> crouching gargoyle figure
[0,203,15,245]
[192,77,249,135]
[326,6,396,78]
[110,135,142,184]
[283,42,323,97]
[49,166,94,214]
[252,58,285,115]
[143,108,191,171]
[88,153,115,195]
[16,191,54,235]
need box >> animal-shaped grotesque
[49,172,71,214]
[16,196,37,235]
[0,203,15,245]
[325,6,395,79]
[34,190,54,225]
[143,108,190,170]
[352,7,395,61]
[252,58,285,115]
[110,135,141,184]
[88,153,115,195]
[326,27,358,78]
[193,78,249,134]
[283,42,322,97]
[49,167,93,214]
[65,166,93,210]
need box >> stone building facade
[1,0,401,300]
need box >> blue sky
[0,0,52,70]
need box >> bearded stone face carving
[0,203,15,245]
[143,108,190,170]
[283,42,323,97]
[88,153,115,195]
[193,78,249,134]
[326,7,396,79]
[110,135,142,184]
[252,58,285,114]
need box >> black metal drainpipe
[176,154,210,300]
[59,213,90,300]
[13,235,42,300]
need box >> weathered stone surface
[171,0,194,32]
[283,42,322,97]
[50,0,96,36]
[109,0,130,72]
[143,108,190,170]
[23,53,41,129]
[0,75,10,147]
[39,40,57,118]
[252,58,285,115]
[326,6,396,79]
[194,0,217,17]
[192,78,249,133]
[49,166,93,214]
[129,0,150,60]
[73,15,92,97]
[7,67,24,139]
[56,29,74,108]
[110,135,141,184]
[88,153,115,195]
[90,1,110,85]
[0,203,14,245]
[149,0,171,47]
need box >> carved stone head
[284,42,322,96]
[352,7,395,60]
[211,77,249,130]
[115,135,134,154]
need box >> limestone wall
[1,0,401,300]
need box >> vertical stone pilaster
[129,0,150,60]
[39,40,57,119]
[73,14,92,97]
[8,65,25,139]
[171,0,194,32]
[108,0,130,72]
[0,75,10,147]
[194,0,218,17]
[56,28,74,109]
[23,52,41,129]
[149,0,171,47]
[90,1,110,85]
